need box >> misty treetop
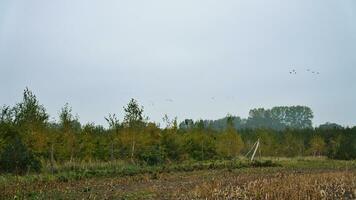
[0,88,355,174]
[180,106,313,131]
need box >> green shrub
[137,145,164,165]
[250,160,278,167]
[183,134,217,161]
[333,135,356,160]
[0,136,41,174]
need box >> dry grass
[180,170,356,200]
[2,168,355,199]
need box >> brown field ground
[2,167,356,200]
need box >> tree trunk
[110,142,114,162]
[201,141,204,160]
[131,140,135,164]
[70,149,74,163]
[50,143,54,174]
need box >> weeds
[1,158,356,199]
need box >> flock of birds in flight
[290,68,320,75]
[147,68,321,107]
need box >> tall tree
[123,98,144,163]
[216,114,244,158]
[123,99,144,129]
[0,105,14,125]
[105,113,121,161]
[246,108,280,129]
[179,119,194,130]
[59,103,80,162]
[246,106,313,130]
[13,88,49,155]
[283,106,313,129]
[308,135,326,156]
[0,105,15,151]
[14,88,48,131]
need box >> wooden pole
[251,139,260,161]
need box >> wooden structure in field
[245,139,260,161]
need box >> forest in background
[0,88,355,174]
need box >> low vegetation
[1,158,355,199]
[182,170,356,200]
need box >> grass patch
[1,157,355,185]
[0,159,276,184]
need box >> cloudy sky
[0,0,355,127]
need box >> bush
[183,133,217,161]
[161,132,182,162]
[333,135,356,160]
[137,145,164,165]
[0,136,41,174]
[250,160,278,167]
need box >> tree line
[180,106,314,131]
[0,88,355,174]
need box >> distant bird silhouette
[289,67,320,76]
[305,68,320,75]
[165,98,173,102]
[289,69,297,75]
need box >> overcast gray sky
[0,0,355,127]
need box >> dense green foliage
[0,89,355,174]
[190,106,314,131]
[0,135,41,174]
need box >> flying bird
[149,101,155,106]
[290,67,320,76]
[305,68,320,75]
[289,69,297,74]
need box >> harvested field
[2,167,356,199]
